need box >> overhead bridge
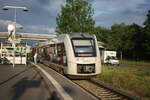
[0,32,57,40]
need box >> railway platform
[0,63,98,100]
[0,64,61,100]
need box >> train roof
[69,33,95,39]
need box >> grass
[94,65,150,99]
[120,60,150,67]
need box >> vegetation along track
[73,80,138,100]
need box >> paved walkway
[0,64,50,100]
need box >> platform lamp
[2,6,28,68]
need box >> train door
[57,43,67,66]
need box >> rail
[73,80,140,100]
[38,60,140,100]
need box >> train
[33,33,101,78]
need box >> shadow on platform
[0,66,33,85]
[11,72,41,100]
[47,91,60,100]
[63,85,75,95]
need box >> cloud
[0,19,55,34]
[0,0,149,29]
[94,8,115,17]
[0,0,56,27]
[0,20,12,31]
[21,25,56,34]
[0,20,23,31]
[90,0,150,27]
[44,0,65,13]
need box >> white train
[35,33,101,78]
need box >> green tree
[143,10,150,59]
[144,10,150,27]
[107,23,148,60]
[127,24,145,60]
[56,0,95,34]
[93,26,111,42]
[107,23,131,59]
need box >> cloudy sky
[0,0,150,34]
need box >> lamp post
[2,6,28,68]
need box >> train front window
[72,39,96,57]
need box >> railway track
[73,80,136,100]
[38,61,139,100]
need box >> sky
[0,0,150,34]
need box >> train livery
[35,33,101,78]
